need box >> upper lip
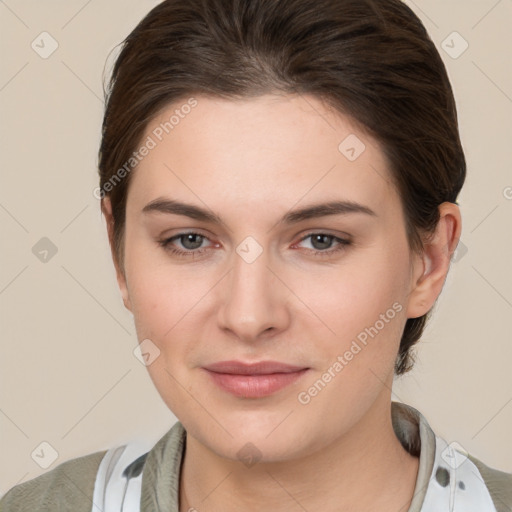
[203,360,308,375]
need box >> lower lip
[203,368,309,398]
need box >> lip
[202,360,310,398]
[204,360,307,375]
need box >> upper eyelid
[298,231,350,241]
[293,233,351,250]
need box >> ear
[101,196,132,312]
[406,202,462,319]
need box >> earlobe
[406,202,462,319]
[101,197,133,313]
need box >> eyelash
[158,232,351,259]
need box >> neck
[179,394,419,512]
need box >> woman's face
[110,93,427,461]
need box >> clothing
[1,402,511,511]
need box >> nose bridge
[218,236,287,339]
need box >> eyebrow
[142,198,377,224]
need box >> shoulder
[467,453,512,511]
[0,449,107,512]
[428,435,512,511]
[0,423,185,512]
[393,402,512,511]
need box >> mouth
[202,360,310,398]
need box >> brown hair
[98,0,466,375]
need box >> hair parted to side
[98,0,466,375]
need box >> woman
[2,0,510,510]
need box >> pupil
[313,234,331,250]
[183,234,203,249]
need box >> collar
[94,401,500,511]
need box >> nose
[217,242,290,343]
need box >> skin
[102,93,461,512]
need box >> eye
[158,232,214,257]
[158,231,351,259]
[294,232,351,257]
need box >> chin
[188,409,317,463]
[210,431,307,464]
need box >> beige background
[1,0,511,494]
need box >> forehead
[127,94,398,219]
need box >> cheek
[299,254,410,399]
[128,271,202,344]
[123,232,209,338]
[295,266,408,415]
[300,257,406,337]
[124,258,206,413]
